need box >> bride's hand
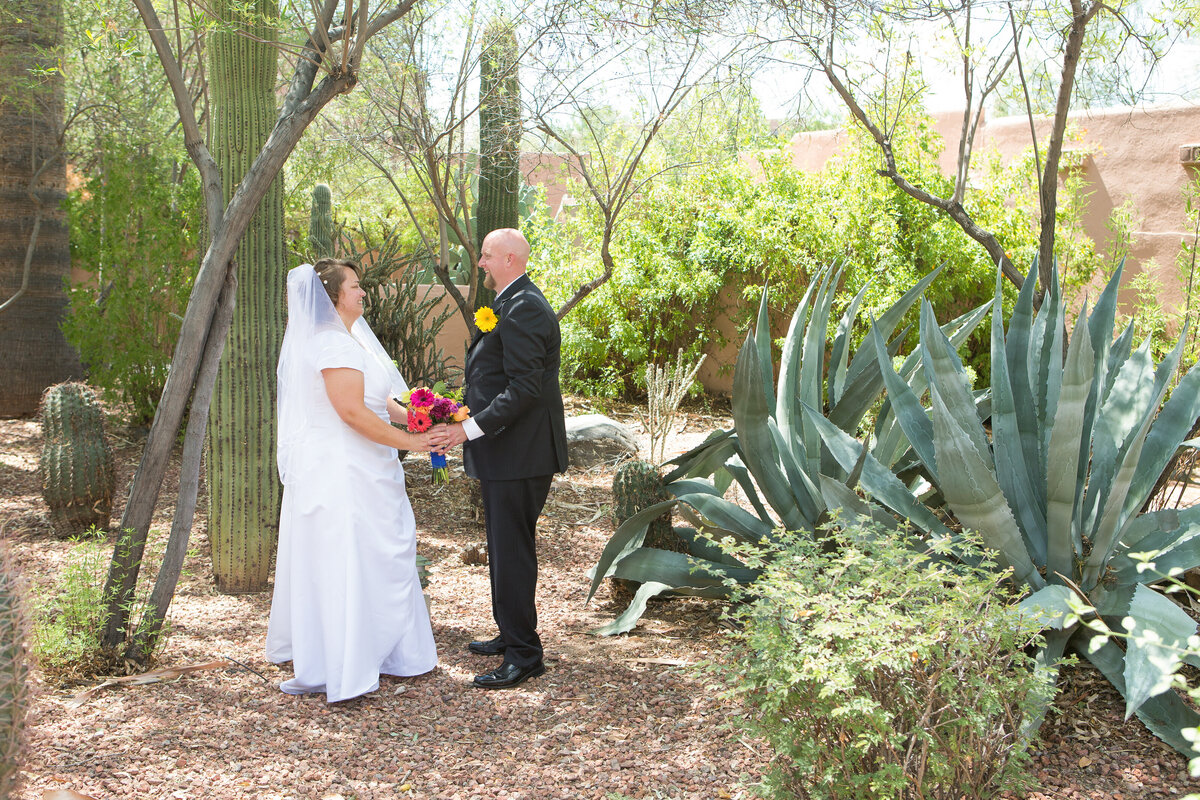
[404,430,435,452]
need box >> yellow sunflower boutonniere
[474,306,498,333]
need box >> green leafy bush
[63,138,202,425]
[530,111,1107,398]
[713,525,1048,800]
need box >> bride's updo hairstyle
[313,258,362,306]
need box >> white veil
[277,264,409,484]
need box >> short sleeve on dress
[313,330,367,373]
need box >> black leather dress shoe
[473,661,545,689]
[467,636,507,656]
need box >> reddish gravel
[2,403,1200,799]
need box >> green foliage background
[530,112,1108,399]
[63,138,203,424]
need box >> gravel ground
[3,401,1200,799]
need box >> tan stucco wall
[783,105,1200,319]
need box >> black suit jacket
[463,274,568,481]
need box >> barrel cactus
[39,382,115,536]
[0,545,30,798]
[308,183,334,259]
[611,459,687,598]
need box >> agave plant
[587,263,990,633]
[809,261,1200,753]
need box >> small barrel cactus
[39,382,115,536]
[0,545,30,797]
[612,458,687,563]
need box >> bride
[267,258,438,701]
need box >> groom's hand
[430,422,468,452]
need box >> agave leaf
[1115,506,1194,555]
[1114,532,1200,587]
[802,404,957,541]
[830,280,871,404]
[1081,406,1157,590]
[1019,585,1079,630]
[768,418,825,523]
[1006,261,1046,508]
[818,475,902,531]
[1075,627,1200,755]
[873,301,992,469]
[1077,265,1124,468]
[928,388,1044,588]
[733,335,810,533]
[1044,311,1094,584]
[989,268,1047,562]
[844,262,947,386]
[1122,361,1200,520]
[608,547,759,589]
[590,581,675,636]
[720,458,774,524]
[586,500,678,603]
[1031,261,1065,443]
[826,328,905,433]
[1082,340,1158,534]
[871,322,937,481]
[1106,322,1136,399]
[776,275,821,461]
[671,522,750,567]
[1122,584,1199,719]
[662,429,737,483]
[921,302,991,459]
[754,284,775,410]
[798,266,840,471]
[675,492,778,542]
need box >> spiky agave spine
[0,545,30,798]
[205,0,286,593]
[612,459,682,553]
[39,382,115,536]
[475,17,520,311]
[308,183,334,259]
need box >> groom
[431,228,568,689]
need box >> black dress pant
[480,474,553,668]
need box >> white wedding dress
[266,328,437,701]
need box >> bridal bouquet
[400,385,469,484]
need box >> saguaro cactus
[205,0,286,593]
[39,382,115,536]
[475,17,521,311]
[0,545,30,798]
[308,183,334,259]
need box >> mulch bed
[1,399,1198,799]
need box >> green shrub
[33,528,166,678]
[63,137,202,425]
[713,525,1048,800]
[529,110,1108,399]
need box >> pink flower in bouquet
[408,387,436,408]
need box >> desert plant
[0,541,31,799]
[809,260,1200,754]
[713,524,1046,800]
[475,16,521,296]
[342,222,458,388]
[39,382,115,537]
[644,349,706,464]
[610,459,687,599]
[308,183,335,260]
[587,264,990,633]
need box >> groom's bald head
[480,228,530,294]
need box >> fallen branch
[64,659,234,709]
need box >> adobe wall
[784,105,1200,315]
